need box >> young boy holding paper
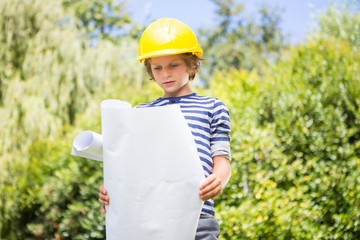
[98,18,231,239]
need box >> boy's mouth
[163,81,175,86]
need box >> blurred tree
[0,0,143,238]
[211,3,360,239]
[0,0,141,162]
[198,0,286,83]
[1,0,360,239]
[312,2,360,51]
[62,0,132,42]
[211,32,360,240]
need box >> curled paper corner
[71,130,103,161]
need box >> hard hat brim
[136,48,203,62]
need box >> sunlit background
[0,0,359,239]
[127,0,331,44]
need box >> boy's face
[149,54,192,98]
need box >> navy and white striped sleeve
[210,99,231,159]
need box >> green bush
[1,2,360,239]
[211,37,360,239]
[1,136,105,239]
[0,79,161,239]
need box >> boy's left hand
[199,174,223,201]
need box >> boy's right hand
[98,185,110,214]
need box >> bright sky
[126,0,332,45]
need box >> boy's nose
[161,68,171,78]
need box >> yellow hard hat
[136,18,203,62]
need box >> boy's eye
[152,66,161,71]
[170,63,179,68]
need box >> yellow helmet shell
[136,18,203,62]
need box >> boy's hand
[199,174,222,201]
[199,155,231,201]
[98,185,109,214]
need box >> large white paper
[101,99,205,240]
[71,99,205,239]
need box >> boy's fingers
[98,190,109,205]
[200,174,216,189]
[200,175,221,192]
[199,175,223,200]
[98,185,109,204]
[98,192,106,201]
[98,195,109,205]
[99,185,107,194]
[199,185,222,201]
[101,204,106,214]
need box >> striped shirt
[137,92,231,216]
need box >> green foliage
[0,0,142,163]
[312,3,360,51]
[211,22,360,240]
[62,0,132,42]
[198,0,286,82]
[1,0,360,239]
[0,0,149,238]
[1,135,105,239]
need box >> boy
[98,18,231,239]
